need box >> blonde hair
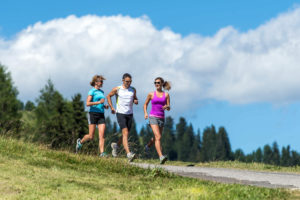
[90,75,105,86]
[155,77,171,91]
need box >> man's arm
[106,87,118,114]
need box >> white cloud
[1,9,300,119]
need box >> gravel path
[133,163,300,189]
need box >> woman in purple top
[144,77,171,164]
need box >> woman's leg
[150,124,163,157]
[80,124,96,143]
[98,124,106,154]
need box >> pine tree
[281,145,291,166]
[200,125,217,162]
[0,64,21,134]
[35,80,74,148]
[161,116,177,160]
[254,147,263,163]
[175,117,187,161]
[234,149,245,162]
[189,129,201,162]
[25,101,36,111]
[129,118,141,153]
[181,124,194,161]
[216,127,232,161]
[263,144,273,164]
[271,142,280,165]
[71,93,88,144]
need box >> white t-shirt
[116,85,135,114]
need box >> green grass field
[0,136,298,200]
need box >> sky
[1,0,300,153]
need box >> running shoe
[127,152,136,162]
[159,155,168,165]
[99,152,108,157]
[76,138,82,153]
[111,142,119,157]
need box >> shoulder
[88,88,95,95]
[112,86,121,92]
[148,92,154,98]
[130,86,136,92]
[165,92,170,97]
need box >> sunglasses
[96,80,103,83]
[124,80,132,83]
[154,82,161,85]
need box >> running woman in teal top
[144,77,171,164]
[76,75,109,157]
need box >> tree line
[1,64,300,166]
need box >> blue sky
[1,0,300,153]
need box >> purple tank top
[150,91,166,118]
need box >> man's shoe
[76,138,82,153]
[111,142,118,157]
[99,152,108,157]
[159,155,168,164]
[127,152,136,162]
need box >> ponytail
[155,77,171,91]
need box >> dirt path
[133,163,300,189]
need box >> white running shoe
[127,152,136,162]
[111,142,119,157]
[160,155,168,165]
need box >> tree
[234,149,245,162]
[281,145,291,166]
[200,125,217,162]
[271,142,280,165]
[129,118,141,153]
[263,144,273,164]
[35,80,74,148]
[189,129,201,162]
[216,127,232,161]
[71,93,88,145]
[0,64,21,134]
[254,147,263,163]
[181,124,195,161]
[161,116,177,160]
[25,100,36,111]
[175,117,188,161]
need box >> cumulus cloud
[1,8,300,119]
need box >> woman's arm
[143,93,153,119]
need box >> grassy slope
[0,137,297,200]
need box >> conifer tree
[175,117,187,161]
[180,124,194,161]
[263,144,273,164]
[254,147,263,163]
[161,116,177,160]
[25,101,36,111]
[234,148,245,162]
[216,127,232,161]
[0,64,21,134]
[129,118,141,153]
[189,129,201,162]
[271,142,280,165]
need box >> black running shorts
[88,112,105,125]
[116,113,133,130]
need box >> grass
[0,136,298,200]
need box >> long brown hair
[155,77,171,91]
[90,75,105,86]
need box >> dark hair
[122,73,132,80]
[90,75,105,86]
[155,77,171,91]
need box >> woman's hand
[163,105,170,111]
[99,98,105,104]
[144,113,148,119]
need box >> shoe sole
[160,157,168,165]
[128,154,136,162]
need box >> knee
[88,135,94,140]
[155,135,161,141]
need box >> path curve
[133,163,300,189]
